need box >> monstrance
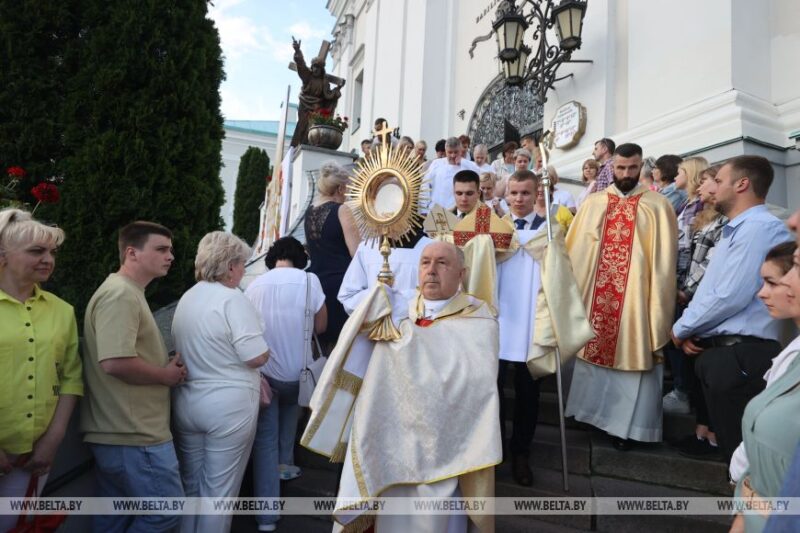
[346,122,425,287]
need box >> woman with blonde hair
[666,166,727,438]
[675,157,709,284]
[172,231,269,533]
[662,157,709,417]
[479,172,506,217]
[576,158,600,209]
[0,208,83,532]
[304,161,360,352]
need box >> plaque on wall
[552,101,587,150]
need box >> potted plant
[307,109,349,150]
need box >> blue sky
[209,0,334,120]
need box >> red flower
[7,166,26,178]
[319,108,332,117]
[31,182,60,204]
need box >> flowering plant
[309,108,349,131]
[31,182,61,205]
[1,166,63,213]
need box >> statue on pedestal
[289,37,346,148]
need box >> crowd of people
[2,130,800,532]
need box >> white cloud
[215,15,267,59]
[288,21,328,42]
[220,86,277,120]
[209,2,295,64]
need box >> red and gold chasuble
[583,193,642,367]
[566,184,677,372]
[453,204,514,251]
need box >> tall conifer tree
[0,1,76,198]
[55,1,225,314]
[232,147,270,245]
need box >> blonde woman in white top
[172,231,269,533]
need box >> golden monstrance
[346,122,426,287]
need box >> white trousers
[0,454,48,532]
[173,382,260,533]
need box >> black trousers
[497,360,540,457]
[695,340,780,463]
[687,355,713,430]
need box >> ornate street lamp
[474,0,592,494]
[502,44,531,85]
[553,0,587,51]
[490,0,591,101]
[492,7,528,61]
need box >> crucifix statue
[289,37,347,147]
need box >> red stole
[583,193,642,367]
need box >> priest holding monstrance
[301,127,502,532]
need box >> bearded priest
[301,241,501,532]
[565,143,678,450]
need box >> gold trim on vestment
[341,513,375,533]
[409,290,486,323]
[365,314,402,341]
[331,441,348,463]
[301,315,366,453]
[333,370,363,396]
[350,425,369,498]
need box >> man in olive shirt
[81,221,186,531]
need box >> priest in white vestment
[302,241,501,532]
[423,137,481,211]
[564,144,677,449]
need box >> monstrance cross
[373,121,394,147]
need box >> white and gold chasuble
[301,286,501,532]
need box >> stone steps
[285,457,731,532]
[280,364,732,531]
[591,476,730,532]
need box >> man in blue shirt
[672,155,792,464]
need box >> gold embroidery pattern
[584,193,641,367]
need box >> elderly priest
[302,241,501,532]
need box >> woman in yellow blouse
[0,208,82,530]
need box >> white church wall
[329,0,800,205]
[537,0,618,178]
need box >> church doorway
[467,74,544,159]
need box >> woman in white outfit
[245,237,326,532]
[172,231,269,533]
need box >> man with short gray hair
[302,240,501,531]
[423,136,481,211]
